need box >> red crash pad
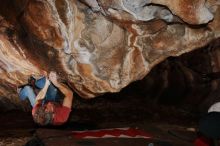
[72,127,152,139]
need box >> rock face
[0,0,220,102]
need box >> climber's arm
[34,78,50,105]
[49,72,73,108]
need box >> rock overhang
[0,0,219,100]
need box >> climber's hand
[49,71,59,86]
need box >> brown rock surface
[0,0,220,102]
[0,16,40,105]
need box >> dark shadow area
[0,40,220,146]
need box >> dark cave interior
[0,0,220,145]
[1,41,220,146]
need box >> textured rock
[151,0,214,24]
[0,0,220,101]
[0,16,40,105]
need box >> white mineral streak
[73,40,91,64]
[47,0,70,53]
[0,0,219,98]
[80,0,101,11]
[0,35,40,89]
[0,36,38,74]
[196,3,214,23]
[57,0,219,97]
[151,0,214,24]
[121,0,174,22]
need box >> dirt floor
[0,88,203,146]
[0,110,198,146]
[0,124,197,146]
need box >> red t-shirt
[194,136,212,146]
[32,102,71,125]
[32,103,40,116]
[52,105,71,125]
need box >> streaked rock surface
[0,0,220,101]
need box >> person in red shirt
[31,71,73,126]
[194,102,220,146]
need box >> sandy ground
[0,119,197,146]
[0,137,31,146]
[0,97,199,146]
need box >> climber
[194,102,220,146]
[18,71,73,126]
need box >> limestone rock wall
[0,0,220,101]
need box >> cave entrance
[1,41,220,145]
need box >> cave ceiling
[0,0,220,101]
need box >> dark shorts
[199,112,220,139]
